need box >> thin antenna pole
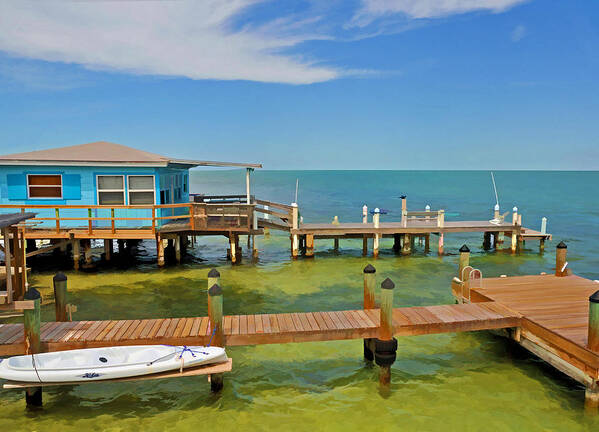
[294,178,299,203]
[491,172,499,207]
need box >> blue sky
[0,0,597,169]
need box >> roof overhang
[0,160,262,168]
[0,212,37,229]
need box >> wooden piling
[23,287,42,407]
[458,245,470,279]
[104,239,112,261]
[72,239,80,270]
[555,242,568,277]
[587,290,599,352]
[483,232,492,250]
[53,272,68,322]
[175,236,181,263]
[363,264,376,361]
[306,234,314,257]
[333,238,339,251]
[373,208,380,258]
[438,233,444,255]
[229,235,238,264]
[156,235,165,267]
[207,282,224,392]
[393,234,401,253]
[377,278,396,387]
[401,233,411,255]
[83,240,92,265]
[362,236,368,256]
[424,234,430,253]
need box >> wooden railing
[401,209,445,228]
[190,203,255,232]
[254,199,294,230]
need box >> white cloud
[352,0,527,25]
[0,1,339,85]
[511,24,527,42]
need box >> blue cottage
[0,141,260,228]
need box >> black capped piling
[23,287,42,407]
[53,272,68,322]
[376,277,397,387]
[555,241,568,277]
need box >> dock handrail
[402,209,445,228]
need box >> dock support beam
[83,240,92,266]
[103,239,112,261]
[438,233,444,255]
[375,278,397,389]
[207,273,224,392]
[72,239,80,271]
[363,264,376,361]
[555,242,568,277]
[229,234,239,264]
[53,272,68,322]
[401,234,411,255]
[305,234,314,257]
[362,236,368,256]
[333,238,339,252]
[175,236,181,263]
[483,232,492,250]
[23,287,42,407]
[156,235,165,267]
[424,234,430,253]
[393,234,401,253]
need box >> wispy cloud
[0,1,339,85]
[0,0,528,86]
[511,24,527,42]
[351,0,528,26]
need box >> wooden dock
[0,302,519,356]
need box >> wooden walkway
[0,302,519,356]
[468,274,599,382]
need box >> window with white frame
[97,175,125,205]
[27,174,62,198]
[128,175,155,205]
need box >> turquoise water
[1,170,598,431]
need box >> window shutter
[62,174,81,200]
[6,174,27,200]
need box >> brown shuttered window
[27,175,62,198]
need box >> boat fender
[374,337,398,367]
[374,338,397,353]
[363,339,374,361]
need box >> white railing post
[437,210,445,228]
[541,217,547,235]
[362,205,368,224]
[425,204,430,221]
[373,208,380,258]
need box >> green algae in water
[2,170,599,431]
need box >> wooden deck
[467,274,599,383]
[0,302,520,356]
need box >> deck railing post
[375,278,397,388]
[425,204,430,221]
[111,208,116,234]
[437,210,445,228]
[362,205,368,224]
[23,287,42,407]
[55,208,60,233]
[511,206,518,253]
[400,195,407,225]
[53,272,68,322]
[207,278,224,392]
[291,203,299,258]
[363,264,376,361]
[555,241,568,277]
[87,208,92,235]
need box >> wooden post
[494,204,500,220]
[55,208,60,233]
[511,207,518,254]
[156,234,165,267]
[104,239,112,261]
[401,233,411,255]
[373,208,380,258]
[376,278,397,387]
[245,168,251,205]
[555,241,568,277]
[363,264,376,361]
[111,208,116,234]
[72,239,80,270]
[438,233,444,255]
[87,208,93,235]
[425,204,430,221]
[23,287,42,407]
[306,234,314,257]
[588,291,599,351]
[483,232,492,250]
[229,234,238,264]
[175,236,181,263]
[400,195,407,226]
[363,264,376,309]
[362,236,368,256]
[458,245,470,279]
[207,281,224,392]
[362,205,368,224]
[291,203,299,259]
[333,238,339,251]
[424,234,430,253]
[83,239,92,265]
[53,272,68,322]
[2,228,13,304]
[393,234,401,253]
[362,205,368,256]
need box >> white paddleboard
[0,345,227,383]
